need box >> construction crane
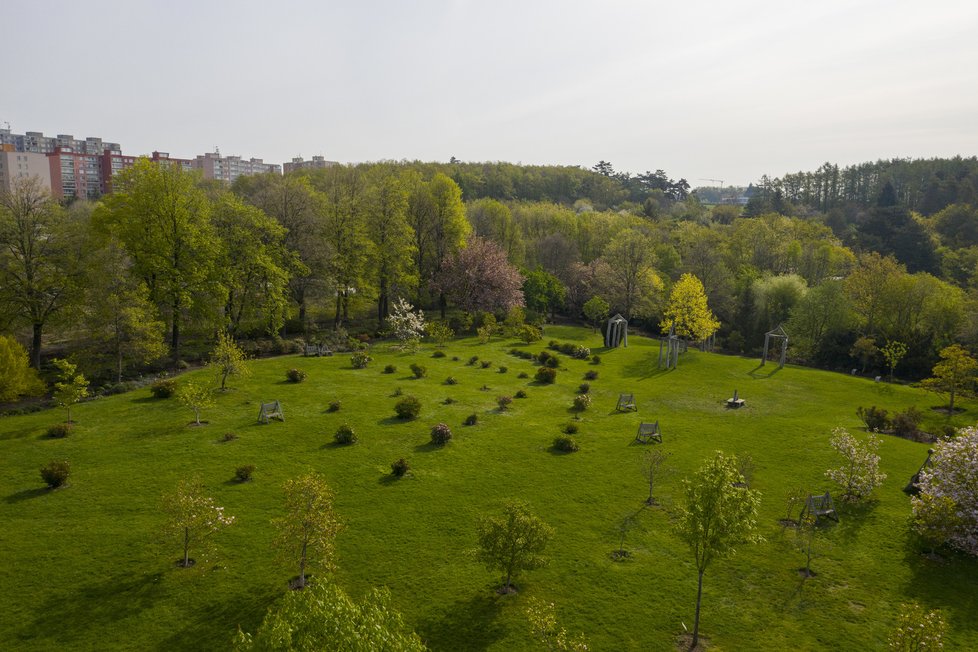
[699,178,725,202]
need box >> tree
[674,451,762,650]
[52,358,89,425]
[407,172,469,314]
[210,330,249,391]
[365,168,415,325]
[525,598,590,652]
[234,580,427,652]
[436,236,524,314]
[922,344,978,413]
[887,602,948,651]
[162,476,235,568]
[95,159,220,365]
[659,273,720,342]
[824,427,886,501]
[594,230,662,320]
[911,427,978,555]
[582,295,609,333]
[0,335,44,402]
[477,500,554,593]
[176,380,215,426]
[849,336,878,374]
[386,297,426,351]
[274,473,343,589]
[642,448,670,506]
[880,340,907,383]
[0,176,81,368]
[522,268,566,320]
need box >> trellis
[605,313,628,348]
[761,325,789,368]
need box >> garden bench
[799,491,838,523]
[616,393,637,412]
[635,421,662,443]
[258,400,285,424]
[304,344,321,357]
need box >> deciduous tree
[365,168,415,325]
[477,500,553,593]
[522,268,566,320]
[176,380,215,426]
[525,598,590,652]
[880,340,907,383]
[582,295,609,333]
[210,330,249,391]
[911,427,978,555]
[52,358,88,425]
[921,344,978,413]
[162,476,235,568]
[436,237,524,314]
[674,451,761,650]
[824,427,886,501]
[659,273,720,342]
[0,334,44,402]
[274,473,342,589]
[887,602,947,651]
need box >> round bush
[498,366,508,374]
[563,423,579,435]
[351,350,372,369]
[553,435,579,452]
[327,400,341,413]
[515,389,528,399]
[591,355,601,364]
[409,363,427,379]
[584,370,599,381]
[464,413,478,426]
[573,394,592,411]
[46,423,71,439]
[430,423,453,446]
[234,465,255,482]
[467,356,479,366]
[432,350,447,358]
[480,360,492,369]
[150,378,177,399]
[391,458,410,477]
[497,395,513,410]
[220,432,238,443]
[40,460,70,488]
[395,395,422,420]
[518,372,529,379]
[334,424,357,445]
[286,368,307,383]
[452,356,460,362]
[545,356,559,368]
[579,382,591,394]
[535,367,557,384]
[444,397,456,404]
[383,364,397,374]
[445,376,458,385]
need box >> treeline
[3,155,978,389]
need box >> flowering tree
[887,601,947,651]
[435,236,525,314]
[162,477,235,568]
[386,297,426,351]
[912,427,978,555]
[824,428,886,501]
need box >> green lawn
[1,326,975,651]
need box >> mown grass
[0,326,976,651]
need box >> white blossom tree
[912,427,978,555]
[386,297,426,351]
[825,428,886,502]
[887,601,947,651]
[162,477,235,568]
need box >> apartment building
[193,152,282,183]
[0,146,53,193]
[283,155,338,173]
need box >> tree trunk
[299,537,308,588]
[691,568,704,649]
[439,292,447,319]
[183,527,190,567]
[30,322,42,369]
[949,387,956,413]
[117,345,124,384]
[171,302,181,368]
[334,292,343,328]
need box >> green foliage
[46,423,71,439]
[880,340,907,382]
[582,296,610,332]
[52,358,89,424]
[922,344,978,412]
[391,458,410,478]
[234,580,428,651]
[660,273,720,341]
[425,321,455,347]
[525,598,590,652]
[572,394,591,412]
[444,376,458,385]
[554,435,579,452]
[150,378,177,398]
[327,401,341,413]
[383,364,397,374]
[162,476,235,567]
[515,389,528,399]
[562,423,579,435]
[477,500,554,591]
[176,381,216,425]
[334,424,357,445]
[40,460,70,488]
[535,367,557,384]
[273,473,342,588]
[210,330,249,391]
[825,428,886,501]
[394,396,422,420]
[887,602,947,651]
[234,465,255,482]
[523,269,566,317]
[431,350,446,359]
[430,423,453,446]
[0,335,44,402]
[856,406,890,432]
[890,406,923,439]
[351,350,372,369]
[463,414,478,426]
[517,324,543,344]
[497,396,513,411]
[286,368,307,383]
[409,363,427,379]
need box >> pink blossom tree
[912,427,978,555]
[435,237,525,314]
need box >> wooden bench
[258,400,285,424]
[303,343,334,357]
[616,393,637,412]
[635,421,662,443]
[726,389,745,408]
[799,491,838,523]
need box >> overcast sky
[5,0,978,187]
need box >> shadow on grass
[748,363,781,379]
[0,425,41,441]
[418,591,506,651]
[833,499,879,544]
[4,487,49,503]
[414,441,444,453]
[159,587,282,651]
[128,396,159,405]
[377,416,411,426]
[902,542,978,637]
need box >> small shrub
[220,432,238,443]
[892,406,923,439]
[545,356,559,368]
[481,360,492,369]
[536,350,555,365]
[445,376,458,385]
[518,372,529,379]
[151,378,177,399]
[572,394,592,411]
[498,366,508,374]
[391,458,410,477]
[515,390,528,399]
[451,356,460,362]
[394,395,422,420]
[327,400,341,412]
[591,355,601,364]
[535,367,557,384]
[464,413,478,426]
[497,395,513,410]
[46,423,71,439]
[553,435,579,452]
[584,370,599,381]
[432,350,446,358]
[430,423,453,446]
[351,350,372,369]
[480,384,491,391]
[563,423,579,435]
[334,424,357,444]
[383,364,397,374]
[517,324,543,344]
[409,363,427,379]
[573,345,591,359]
[579,382,591,394]
[234,465,255,482]
[467,356,479,366]
[286,368,307,383]
[444,397,456,404]
[40,460,70,488]
[391,387,403,397]
[856,405,889,432]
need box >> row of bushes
[857,405,932,441]
[547,340,592,360]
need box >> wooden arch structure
[761,325,788,368]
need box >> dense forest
[3,155,978,394]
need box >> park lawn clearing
[0,325,976,650]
